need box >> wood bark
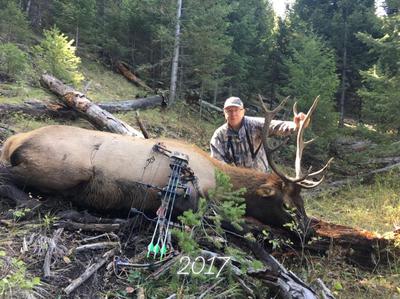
[200,100,223,113]
[309,218,398,269]
[169,0,183,105]
[115,61,153,92]
[0,96,166,120]
[243,218,399,270]
[55,220,121,232]
[98,95,166,112]
[338,8,348,128]
[41,74,144,137]
[245,240,319,298]
[0,100,78,119]
[75,242,119,252]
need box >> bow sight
[147,150,191,260]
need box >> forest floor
[0,59,399,298]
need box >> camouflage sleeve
[210,130,227,163]
[246,117,297,136]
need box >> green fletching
[147,243,154,257]
[153,244,160,257]
[160,244,167,260]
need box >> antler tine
[306,157,334,178]
[304,96,320,123]
[296,157,334,188]
[293,101,298,116]
[259,95,302,182]
[295,96,320,179]
[259,94,333,187]
[297,176,326,189]
[258,95,289,115]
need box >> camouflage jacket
[210,116,296,172]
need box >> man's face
[224,106,245,129]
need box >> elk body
[0,125,296,226]
[0,97,331,234]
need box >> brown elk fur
[0,125,308,230]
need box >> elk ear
[256,184,276,197]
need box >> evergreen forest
[0,0,399,298]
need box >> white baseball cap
[224,97,243,109]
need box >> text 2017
[177,256,231,278]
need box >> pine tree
[33,26,84,85]
[179,0,232,101]
[53,0,97,49]
[224,0,275,100]
[283,31,339,135]
[265,17,291,102]
[357,10,400,133]
[292,0,381,125]
[0,43,30,81]
[0,1,31,43]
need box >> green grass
[7,113,59,131]
[115,101,220,150]
[302,167,400,298]
[291,251,400,299]
[0,58,144,106]
[80,58,145,102]
[0,82,55,104]
[306,169,400,234]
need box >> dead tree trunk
[310,218,399,269]
[0,100,78,119]
[200,100,223,113]
[169,0,183,105]
[0,96,166,120]
[243,217,399,270]
[98,95,166,112]
[115,61,153,93]
[40,74,144,138]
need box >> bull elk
[0,97,332,237]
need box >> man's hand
[293,112,310,129]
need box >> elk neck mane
[214,161,283,192]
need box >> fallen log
[55,220,121,232]
[40,74,144,137]
[0,100,78,119]
[115,61,153,92]
[309,218,399,269]
[199,100,223,113]
[242,217,399,269]
[0,96,166,121]
[306,162,400,196]
[98,95,166,112]
[364,156,400,165]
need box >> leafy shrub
[172,170,246,253]
[0,43,30,81]
[0,251,41,297]
[33,26,84,85]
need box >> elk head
[258,95,333,237]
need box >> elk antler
[258,95,333,189]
